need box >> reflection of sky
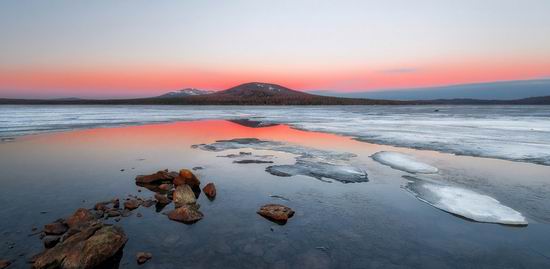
[1,0,550,97]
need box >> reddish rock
[124,200,140,210]
[135,170,175,184]
[158,183,172,191]
[173,169,200,188]
[154,194,170,205]
[0,259,11,269]
[167,204,203,224]
[257,204,295,224]
[93,203,108,211]
[136,252,152,265]
[43,221,68,235]
[173,185,196,206]
[33,224,127,269]
[203,183,216,199]
[66,208,96,229]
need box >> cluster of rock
[32,208,127,269]
[21,168,295,269]
[136,169,216,224]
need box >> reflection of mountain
[228,119,279,128]
[1,81,550,105]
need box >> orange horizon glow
[1,60,549,98]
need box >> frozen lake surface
[1,105,550,165]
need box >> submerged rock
[372,151,438,174]
[234,159,274,164]
[0,260,11,269]
[404,176,527,226]
[66,208,96,229]
[173,185,196,206]
[136,252,152,265]
[135,170,175,184]
[167,204,203,224]
[124,199,141,211]
[203,183,216,199]
[43,235,60,248]
[257,204,295,224]
[32,223,127,269]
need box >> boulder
[173,185,196,206]
[202,183,216,199]
[136,252,152,265]
[93,203,108,211]
[167,204,203,224]
[257,204,295,224]
[158,183,172,191]
[123,199,140,210]
[43,221,68,235]
[66,208,96,229]
[135,170,175,184]
[32,224,127,269]
[173,169,200,188]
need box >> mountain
[157,88,213,98]
[310,79,550,100]
[1,81,550,105]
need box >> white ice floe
[405,178,527,225]
[371,151,438,174]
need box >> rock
[106,210,121,218]
[124,200,140,210]
[136,252,152,265]
[158,184,172,191]
[173,185,196,206]
[66,208,96,229]
[141,200,155,208]
[0,259,11,269]
[167,204,203,224]
[173,169,200,188]
[202,183,216,199]
[257,204,295,224]
[135,170,175,184]
[43,235,60,248]
[43,221,68,235]
[33,224,127,269]
[154,193,171,205]
[137,213,142,218]
[93,203,108,211]
[112,199,120,209]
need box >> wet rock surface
[173,185,197,206]
[257,204,295,224]
[43,221,68,235]
[66,208,96,229]
[168,204,204,224]
[203,183,216,199]
[0,259,11,269]
[135,170,176,184]
[136,252,152,265]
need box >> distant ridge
[1,81,550,105]
[311,79,550,100]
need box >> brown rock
[203,183,216,199]
[257,204,295,224]
[167,204,203,224]
[43,221,68,235]
[173,185,196,206]
[33,223,127,269]
[135,170,175,184]
[141,200,155,208]
[112,198,120,209]
[93,203,108,211]
[123,200,140,211]
[154,193,170,205]
[136,252,152,265]
[106,210,121,218]
[158,183,172,191]
[66,208,96,229]
[0,259,11,269]
[173,169,200,188]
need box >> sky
[1,0,549,98]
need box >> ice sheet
[372,151,438,174]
